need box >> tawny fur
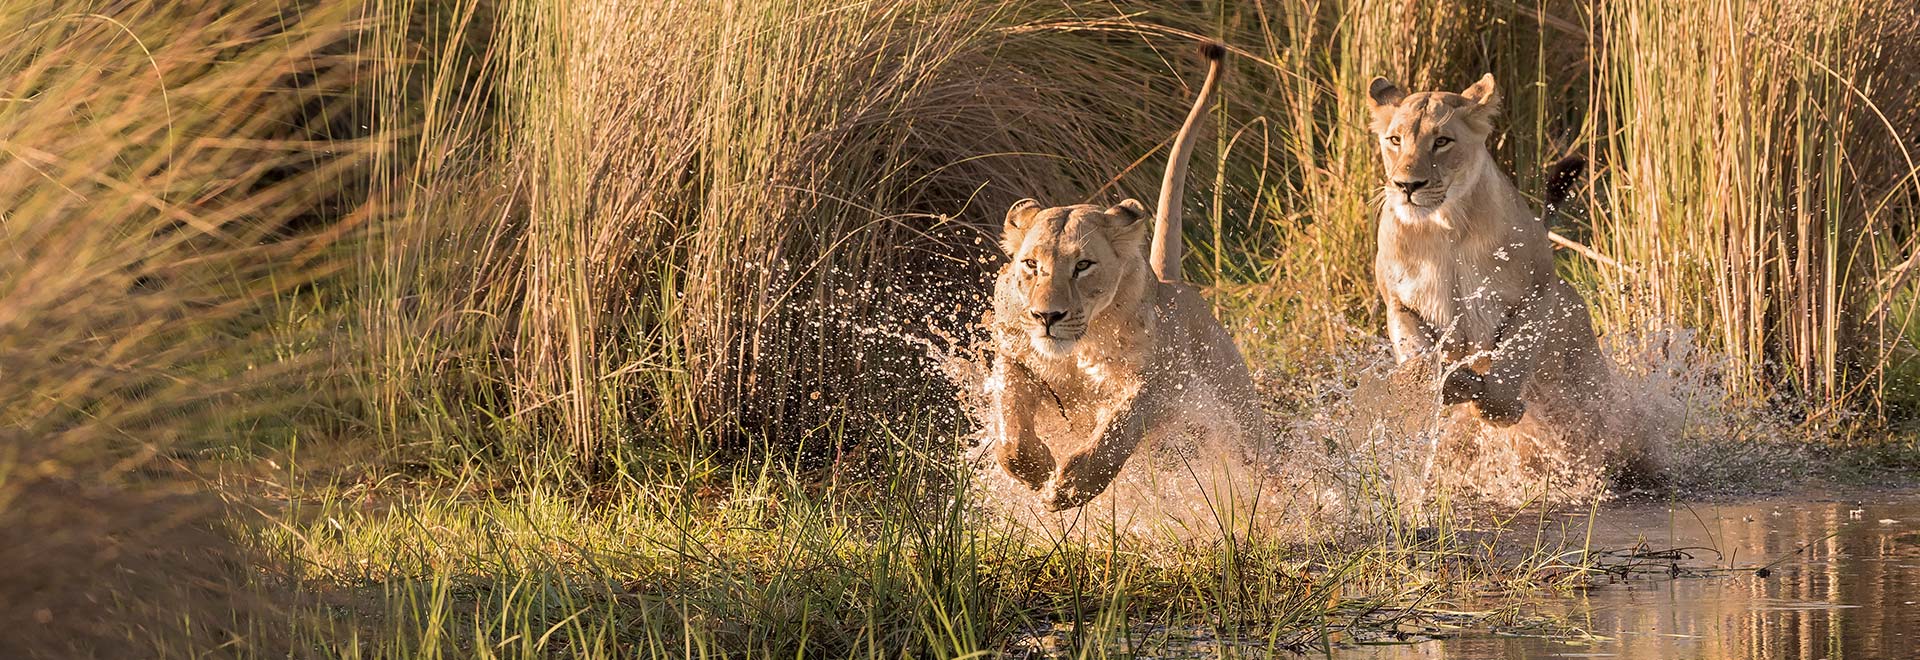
[1366,74,1651,475]
[987,44,1266,511]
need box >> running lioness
[1366,74,1609,427]
[988,44,1267,511]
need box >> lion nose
[1030,310,1067,326]
[1394,179,1429,194]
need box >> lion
[1365,73,1615,435]
[987,43,1267,511]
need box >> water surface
[1340,489,1920,659]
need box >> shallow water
[1338,489,1920,660]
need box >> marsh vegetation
[3,0,1919,657]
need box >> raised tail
[1543,154,1587,210]
[1540,154,1629,270]
[1149,42,1227,283]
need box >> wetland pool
[1336,489,1920,659]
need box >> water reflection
[1342,491,1920,659]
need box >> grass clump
[366,0,1246,476]
[0,0,368,655]
[1584,0,1920,420]
[240,445,1512,658]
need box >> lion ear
[1104,199,1148,223]
[1457,73,1501,133]
[1368,77,1405,108]
[1367,77,1405,131]
[1461,73,1500,125]
[1002,198,1042,255]
[1461,73,1497,106]
[1101,199,1150,250]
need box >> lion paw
[1040,455,1119,511]
[996,439,1055,491]
[1039,481,1092,512]
[1474,397,1527,427]
[1440,368,1485,406]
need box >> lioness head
[1366,73,1500,208]
[999,198,1150,358]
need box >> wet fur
[1366,75,1608,428]
[987,44,1266,511]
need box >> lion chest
[1017,352,1143,447]
[1378,217,1516,352]
[1027,352,1137,399]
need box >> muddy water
[1340,490,1920,660]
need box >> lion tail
[1150,42,1226,283]
[1544,154,1587,210]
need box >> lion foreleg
[1042,386,1156,511]
[1388,299,1485,405]
[991,359,1056,490]
[1479,289,1555,426]
[1385,300,1439,363]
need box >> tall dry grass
[1584,0,1920,422]
[365,0,1920,476]
[367,0,1274,476]
[0,0,367,654]
[0,0,1902,486]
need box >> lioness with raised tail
[988,44,1267,511]
[1365,74,1609,428]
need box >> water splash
[767,262,1803,540]
[1292,320,1801,510]
[932,313,1804,541]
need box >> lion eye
[1387,135,1402,147]
[1434,136,1454,148]
[1021,259,1038,270]
[1073,260,1095,274]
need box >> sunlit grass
[1583,0,1920,421]
[235,444,1560,659]
[365,0,1250,477]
